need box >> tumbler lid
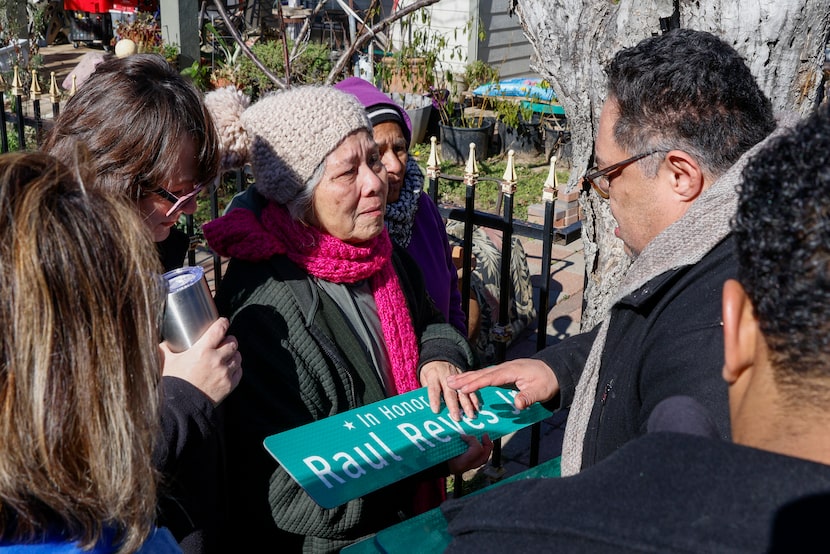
[163,266,205,294]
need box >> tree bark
[513,0,830,331]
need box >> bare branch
[272,1,292,83]
[210,0,288,90]
[325,0,441,84]
[289,0,328,60]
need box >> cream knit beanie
[204,85,371,205]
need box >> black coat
[154,377,229,553]
[536,235,735,470]
[154,227,230,553]
[443,432,830,553]
[216,244,475,553]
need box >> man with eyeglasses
[449,28,788,476]
[444,106,830,551]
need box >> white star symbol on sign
[344,421,355,430]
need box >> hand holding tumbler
[161,266,219,353]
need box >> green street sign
[263,386,552,509]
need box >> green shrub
[236,40,333,98]
[464,59,499,91]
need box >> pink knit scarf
[203,203,420,394]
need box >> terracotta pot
[380,56,434,94]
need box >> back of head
[607,28,776,176]
[733,107,830,403]
[42,53,219,203]
[0,152,165,551]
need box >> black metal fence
[0,67,63,153]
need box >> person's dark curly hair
[734,106,830,398]
[607,28,776,178]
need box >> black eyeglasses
[583,150,668,199]
[151,184,206,217]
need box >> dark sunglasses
[151,184,207,217]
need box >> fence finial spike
[70,75,77,97]
[501,150,517,195]
[0,72,6,93]
[465,143,479,176]
[542,155,558,203]
[49,71,61,103]
[10,66,22,97]
[543,155,558,192]
[427,135,441,168]
[30,69,41,99]
[502,150,517,183]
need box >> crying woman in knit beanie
[200,84,492,552]
[204,84,371,220]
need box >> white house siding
[478,0,534,79]
[383,0,535,82]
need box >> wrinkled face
[596,98,663,257]
[309,130,388,244]
[137,138,200,243]
[372,120,408,203]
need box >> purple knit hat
[335,77,412,147]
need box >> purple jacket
[408,193,467,334]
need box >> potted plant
[202,22,243,89]
[389,90,433,146]
[236,39,332,97]
[112,12,162,54]
[0,0,31,75]
[378,51,435,94]
[29,0,50,48]
[430,86,494,164]
[375,9,464,95]
[461,59,499,97]
[181,58,212,92]
[494,97,544,157]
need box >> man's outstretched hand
[446,358,559,411]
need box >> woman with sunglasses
[42,53,241,554]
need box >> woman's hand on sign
[420,360,480,422]
[448,433,493,474]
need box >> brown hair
[42,53,220,203]
[0,151,165,552]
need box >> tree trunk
[513,0,830,331]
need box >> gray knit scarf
[560,116,796,476]
[385,157,423,247]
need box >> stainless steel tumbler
[161,266,218,353]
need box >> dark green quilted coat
[215,244,476,553]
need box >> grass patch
[413,154,570,222]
